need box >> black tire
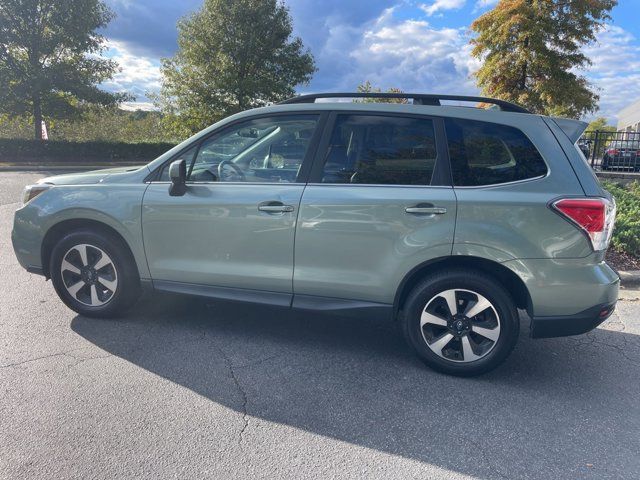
[49,229,141,318]
[401,269,519,376]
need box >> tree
[585,116,616,133]
[470,0,617,118]
[354,81,408,104]
[0,107,171,143]
[0,0,125,139]
[156,0,316,138]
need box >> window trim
[307,111,452,187]
[145,111,329,184]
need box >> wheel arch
[41,218,139,279]
[393,256,532,319]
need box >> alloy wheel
[420,289,501,363]
[60,244,118,307]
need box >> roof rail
[278,92,530,113]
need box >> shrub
[602,181,640,257]
[0,138,176,163]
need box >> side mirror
[168,159,187,196]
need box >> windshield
[608,141,640,149]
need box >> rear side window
[445,118,547,186]
[320,115,438,185]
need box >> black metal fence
[580,130,640,172]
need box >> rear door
[293,112,457,306]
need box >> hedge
[602,180,640,258]
[0,138,176,163]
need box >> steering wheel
[217,160,246,182]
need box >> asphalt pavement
[1,171,639,479]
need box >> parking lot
[1,171,639,479]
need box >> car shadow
[71,294,640,479]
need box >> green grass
[602,181,640,258]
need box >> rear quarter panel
[452,114,592,260]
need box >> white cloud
[119,101,157,111]
[583,26,640,122]
[474,0,498,10]
[96,3,638,125]
[419,0,466,17]
[338,9,480,94]
[100,40,162,103]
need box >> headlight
[22,184,51,205]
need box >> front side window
[320,115,438,185]
[158,146,198,182]
[162,115,318,183]
[445,118,547,186]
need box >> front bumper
[530,302,617,338]
[12,207,46,276]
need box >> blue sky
[101,0,640,123]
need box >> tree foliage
[602,181,640,258]
[355,81,408,104]
[471,0,617,118]
[156,0,316,138]
[0,107,170,143]
[0,0,125,139]
[585,116,616,133]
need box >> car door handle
[258,201,294,213]
[405,205,447,215]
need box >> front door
[293,112,457,306]
[142,114,322,303]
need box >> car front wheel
[401,269,519,376]
[49,229,140,318]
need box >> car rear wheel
[50,229,140,318]
[401,269,519,376]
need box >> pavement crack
[0,352,71,368]
[67,353,114,369]
[463,436,510,480]
[235,353,281,369]
[214,343,250,445]
[1,351,113,369]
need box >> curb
[618,270,640,287]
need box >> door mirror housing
[168,159,187,196]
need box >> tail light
[606,149,619,155]
[551,198,616,251]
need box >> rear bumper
[602,156,640,169]
[530,302,616,338]
[503,257,619,316]
[502,257,620,338]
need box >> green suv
[12,93,619,376]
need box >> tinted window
[609,141,640,149]
[445,118,547,186]
[321,115,437,185]
[190,116,318,183]
[159,116,318,183]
